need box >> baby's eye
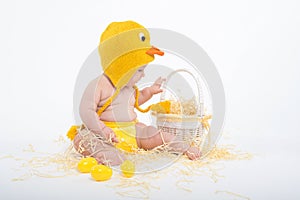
[139,32,146,42]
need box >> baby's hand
[150,77,166,94]
[101,126,119,143]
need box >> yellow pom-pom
[150,100,171,114]
[120,160,135,178]
[90,165,113,181]
[77,157,98,173]
[67,125,79,141]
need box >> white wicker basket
[155,69,207,148]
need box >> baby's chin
[125,82,136,88]
[126,80,140,87]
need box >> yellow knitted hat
[98,20,164,89]
[97,20,164,115]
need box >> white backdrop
[1,0,300,199]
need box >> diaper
[103,120,138,153]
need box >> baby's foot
[185,146,201,160]
[94,149,126,166]
[73,130,126,166]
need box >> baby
[73,21,201,166]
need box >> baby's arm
[137,77,165,105]
[79,76,118,143]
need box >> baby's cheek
[129,95,135,105]
[135,74,141,80]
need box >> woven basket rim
[156,113,200,119]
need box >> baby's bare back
[80,74,137,123]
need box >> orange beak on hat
[146,46,164,56]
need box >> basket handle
[160,69,203,116]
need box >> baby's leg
[73,130,125,166]
[135,123,201,160]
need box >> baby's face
[127,66,146,87]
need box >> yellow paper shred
[215,190,251,200]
